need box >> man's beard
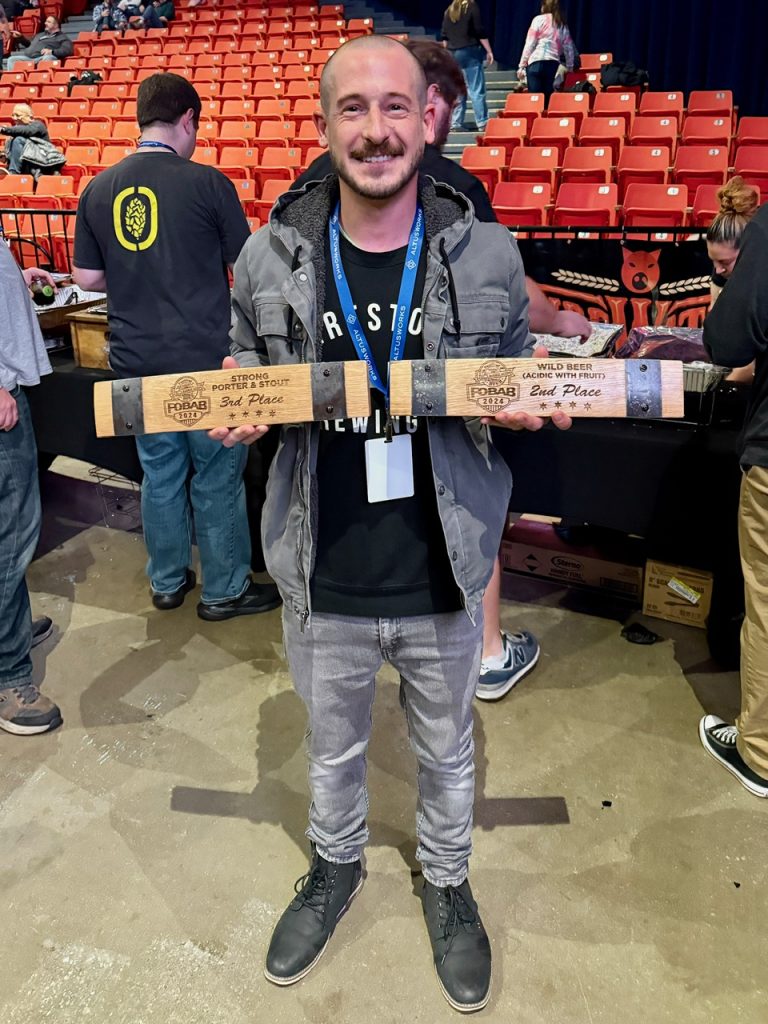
[330,139,425,200]
[432,109,451,149]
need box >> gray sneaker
[476,630,540,702]
[0,683,62,735]
[31,617,53,648]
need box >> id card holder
[365,434,414,503]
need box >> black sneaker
[699,715,768,798]
[265,852,363,986]
[0,683,62,735]
[197,579,281,621]
[152,569,196,611]
[31,616,53,648]
[421,878,492,1013]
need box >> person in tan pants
[701,201,768,797]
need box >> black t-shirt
[311,230,462,618]
[74,151,250,378]
[441,3,487,49]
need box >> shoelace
[711,724,738,745]
[437,886,479,962]
[9,684,40,706]
[292,860,332,920]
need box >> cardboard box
[642,560,713,629]
[500,518,645,601]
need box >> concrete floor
[1,463,765,1024]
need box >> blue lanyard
[329,201,424,401]
[137,141,178,155]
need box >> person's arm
[518,17,539,71]
[562,27,577,71]
[72,188,108,293]
[212,171,251,266]
[704,215,768,367]
[439,12,450,42]
[0,119,47,138]
[525,280,591,339]
[470,4,493,63]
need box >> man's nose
[361,105,388,142]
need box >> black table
[26,352,142,482]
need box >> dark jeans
[94,14,117,31]
[526,59,559,101]
[141,5,163,28]
[0,388,41,690]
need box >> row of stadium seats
[490,181,726,230]
[503,90,737,127]
[462,141,768,201]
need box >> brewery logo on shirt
[113,186,159,252]
[163,375,210,425]
[466,360,519,414]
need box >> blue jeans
[451,45,489,130]
[141,5,163,28]
[6,136,26,174]
[0,389,41,691]
[527,59,559,101]
[5,53,59,71]
[135,431,251,604]
[282,608,483,886]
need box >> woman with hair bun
[707,176,760,307]
[706,176,760,382]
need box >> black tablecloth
[26,353,142,482]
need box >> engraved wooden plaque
[388,358,684,419]
[93,362,371,437]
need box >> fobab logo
[163,376,210,426]
[466,361,519,414]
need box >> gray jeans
[283,608,483,887]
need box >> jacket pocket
[253,301,303,366]
[441,297,509,359]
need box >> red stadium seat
[491,182,551,227]
[479,118,527,160]
[529,116,576,160]
[687,90,734,121]
[672,145,729,192]
[733,146,768,202]
[691,185,721,227]
[460,145,507,193]
[546,91,593,130]
[681,115,732,148]
[499,92,544,132]
[622,184,689,228]
[507,146,560,190]
[578,116,625,163]
[559,146,613,185]
[629,116,679,159]
[616,145,670,201]
[552,183,618,227]
[736,117,768,148]
[638,91,685,129]
[593,91,637,131]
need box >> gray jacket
[230,175,533,625]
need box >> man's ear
[423,99,436,146]
[312,107,329,148]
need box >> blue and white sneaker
[476,630,540,702]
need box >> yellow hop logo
[125,196,147,241]
[113,186,158,251]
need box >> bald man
[0,103,49,175]
[216,36,570,1011]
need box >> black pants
[527,59,559,101]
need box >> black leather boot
[421,878,492,1012]
[265,851,363,986]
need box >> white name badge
[364,434,414,503]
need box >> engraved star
[585,402,592,411]
[268,410,276,418]
[241,411,250,419]
[539,402,548,410]
[569,401,577,409]
[229,413,237,421]
[554,401,562,409]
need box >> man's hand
[551,309,591,341]
[0,387,18,431]
[40,47,52,54]
[207,356,271,448]
[482,345,573,432]
[22,266,57,291]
